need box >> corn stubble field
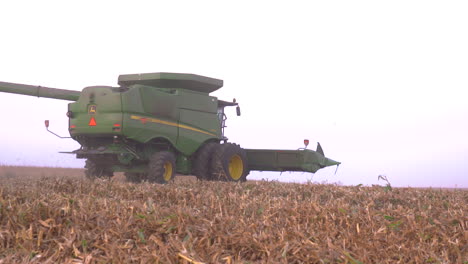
[0,166,466,263]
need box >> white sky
[0,0,467,187]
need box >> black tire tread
[192,142,218,180]
[85,159,113,180]
[210,143,249,182]
[148,151,176,184]
[124,172,146,183]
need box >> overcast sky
[0,0,466,187]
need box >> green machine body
[0,72,340,183]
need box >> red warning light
[89,117,97,126]
[304,139,310,148]
[113,123,121,127]
[70,125,76,129]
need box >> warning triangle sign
[89,117,97,126]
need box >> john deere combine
[0,72,340,183]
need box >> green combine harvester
[0,73,340,183]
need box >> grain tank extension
[0,73,340,183]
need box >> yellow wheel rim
[228,154,244,180]
[163,162,173,182]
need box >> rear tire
[124,172,147,183]
[148,151,176,184]
[192,142,218,180]
[211,143,249,182]
[85,159,113,180]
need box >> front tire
[148,151,176,184]
[211,143,249,182]
[192,142,218,180]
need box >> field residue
[0,166,466,263]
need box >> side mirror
[236,106,241,116]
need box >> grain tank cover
[118,72,223,94]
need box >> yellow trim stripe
[130,115,217,137]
